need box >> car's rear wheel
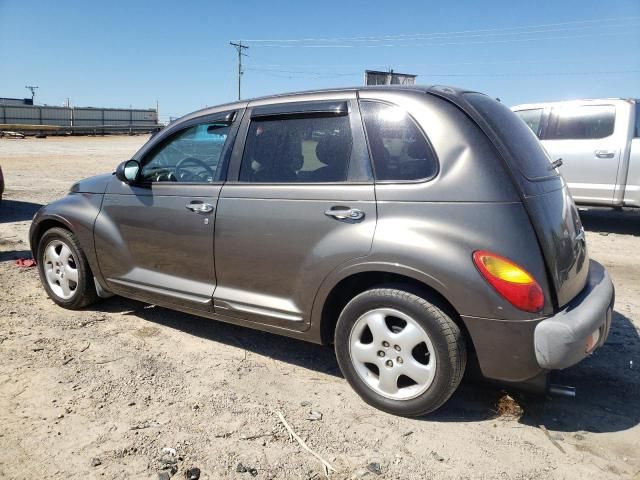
[37,227,98,309]
[335,287,466,416]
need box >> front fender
[30,192,105,285]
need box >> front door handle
[594,150,615,159]
[324,207,365,221]
[186,201,214,214]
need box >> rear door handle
[324,207,365,221]
[594,150,615,159]
[186,201,214,214]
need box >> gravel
[0,135,639,479]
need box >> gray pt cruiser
[30,86,614,416]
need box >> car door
[94,110,241,311]
[212,96,376,331]
[541,103,620,205]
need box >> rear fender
[308,260,451,343]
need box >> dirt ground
[0,136,639,480]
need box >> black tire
[334,287,466,416]
[37,227,99,309]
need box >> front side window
[141,122,231,183]
[239,115,352,183]
[545,105,615,140]
[360,101,438,181]
[515,109,543,138]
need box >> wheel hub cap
[348,307,437,400]
[43,240,79,300]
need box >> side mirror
[115,159,141,183]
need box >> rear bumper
[534,260,614,370]
[462,260,614,382]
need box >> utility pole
[229,41,249,100]
[25,85,39,102]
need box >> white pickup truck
[512,99,639,208]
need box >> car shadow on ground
[93,298,638,432]
[517,310,639,434]
[0,249,33,262]
[580,207,640,236]
[0,199,42,223]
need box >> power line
[244,67,358,78]
[25,85,39,102]
[418,69,640,78]
[237,16,640,44]
[244,21,640,44]
[245,53,639,70]
[229,41,249,100]
[245,66,640,80]
[246,29,639,48]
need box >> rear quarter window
[360,101,438,182]
[464,93,557,180]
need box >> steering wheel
[174,157,215,181]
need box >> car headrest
[406,140,427,159]
[315,135,351,167]
[253,130,280,167]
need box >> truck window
[545,105,615,140]
[514,109,543,138]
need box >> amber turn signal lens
[473,250,544,313]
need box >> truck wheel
[37,227,99,309]
[335,287,466,416]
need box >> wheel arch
[30,215,74,257]
[311,263,472,350]
[30,195,107,294]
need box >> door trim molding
[108,277,213,305]
[214,299,304,322]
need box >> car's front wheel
[335,287,466,416]
[37,227,98,309]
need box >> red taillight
[473,250,544,313]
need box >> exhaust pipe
[549,384,576,398]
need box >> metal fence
[0,104,159,133]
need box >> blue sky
[1,0,639,122]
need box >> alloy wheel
[43,240,79,300]
[348,307,437,400]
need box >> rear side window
[360,101,437,181]
[464,93,557,180]
[514,109,543,138]
[545,105,615,140]
[239,115,352,183]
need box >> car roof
[175,85,464,123]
